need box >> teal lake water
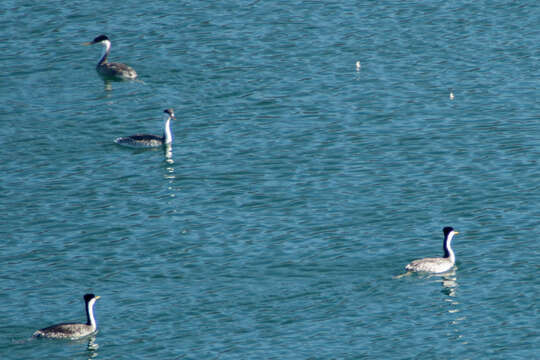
[1,1,538,358]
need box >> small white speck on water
[356,61,361,71]
[449,91,454,100]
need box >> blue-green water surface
[1,1,538,359]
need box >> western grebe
[405,227,459,273]
[83,35,137,79]
[33,294,101,339]
[115,108,176,147]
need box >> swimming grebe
[405,227,459,273]
[115,108,176,148]
[83,35,137,79]
[33,294,101,339]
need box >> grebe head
[91,35,109,44]
[164,108,176,119]
[443,227,458,238]
[84,293,100,302]
[83,35,110,46]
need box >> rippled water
[1,1,538,358]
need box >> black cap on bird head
[443,227,455,236]
[83,293,99,302]
[92,35,110,43]
[164,108,175,118]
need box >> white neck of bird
[443,231,456,263]
[163,115,173,144]
[86,298,97,329]
[99,40,111,65]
